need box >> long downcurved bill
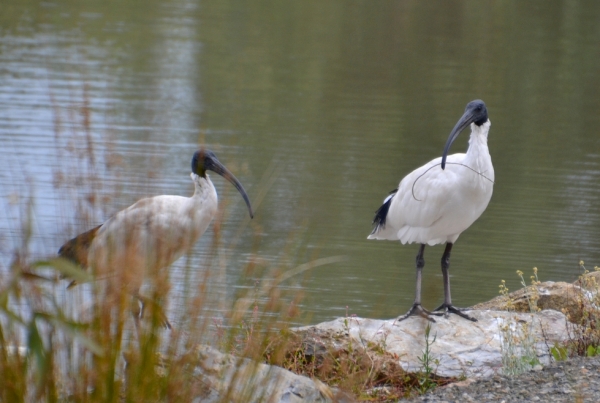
[441,109,479,170]
[209,160,254,218]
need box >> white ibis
[59,149,253,327]
[368,100,494,322]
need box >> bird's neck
[465,120,491,159]
[191,173,217,199]
[464,120,493,179]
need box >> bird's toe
[394,303,437,324]
[433,304,477,322]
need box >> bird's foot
[135,296,172,329]
[148,304,172,330]
[394,303,437,324]
[432,303,477,322]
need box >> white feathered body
[88,173,217,293]
[369,121,494,245]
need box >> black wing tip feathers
[58,224,102,267]
[370,189,397,234]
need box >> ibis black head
[441,100,488,170]
[192,149,254,218]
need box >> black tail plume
[370,189,397,234]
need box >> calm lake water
[1,1,600,325]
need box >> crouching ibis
[368,100,494,322]
[59,149,253,327]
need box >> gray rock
[292,309,572,378]
[193,345,333,403]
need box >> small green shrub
[416,323,439,394]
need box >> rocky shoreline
[192,273,600,402]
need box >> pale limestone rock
[292,310,571,379]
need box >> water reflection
[1,0,599,325]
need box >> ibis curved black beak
[193,149,254,218]
[441,100,488,170]
[209,160,254,219]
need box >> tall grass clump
[0,204,100,402]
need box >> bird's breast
[381,154,493,245]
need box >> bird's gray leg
[414,244,426,306]
[442,242,452,306]
[432,243,477,322]
[395,244,437,323]
[130,297,143,341]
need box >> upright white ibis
[368,100,494,322]
[59,149,253,327]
